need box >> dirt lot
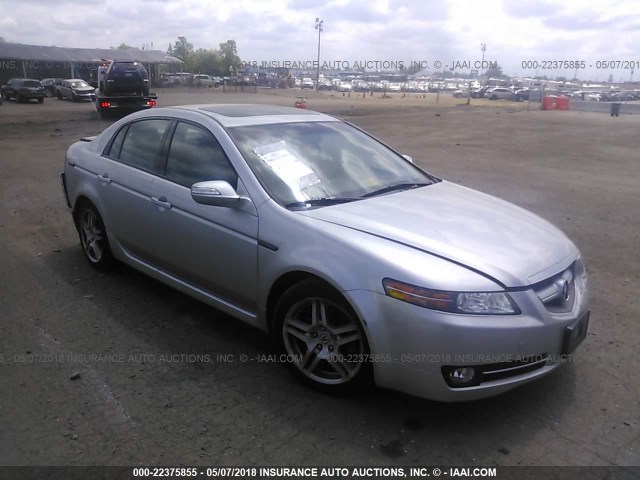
[0,87,638,468]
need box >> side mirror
[191,180,241,208]
[402,154,414,164]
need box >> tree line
[167,37,241,76]
[109,37,242,77]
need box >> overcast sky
[1,0,639,81]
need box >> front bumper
[74,92,96,101]
[18,91,45,99]
[344,277,589,402]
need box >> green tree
[189,49,223,75]
[219,40,241,75]
[485,63,506,78]
[111,43,138,50]
[170,36,194,64]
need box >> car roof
[164,104,335,127]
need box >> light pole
[315,17,323,92]
[480,43,487,85]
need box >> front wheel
[76,203,114,270]
[38,98,44,103]
[273,280,373,393]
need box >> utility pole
[480,43,487,85]
[315,17,323,92]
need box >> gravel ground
[0,87,638,468]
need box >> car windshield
[70,81,89,88]
[229,121,434,208]
[23,80,41,87]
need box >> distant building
[0,42,182,85]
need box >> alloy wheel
[79,209,105,263]
[282,297,365,385]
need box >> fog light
[443,366,478,388]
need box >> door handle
[97,173,111,184]
[151,196,172,209]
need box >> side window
[165,122,237,189]
[118,119,171,173]
[105,125,129,159]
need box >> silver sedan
[61,104,590,401]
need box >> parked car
[336,81,352,92]
[61,104,590,402]
[485,87,514,100]
[514,88,530,102]
[193,74,221,88]
[301,78,315,89]
[452,89,470,98]
[57,79,96,102]
[1,78,45,103]
[317,79,333,91]
[41,78,64,97]
[351,79,368,92]
[101,60,150,96]
[471,86,488,98]
[159,75,181,88]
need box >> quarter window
[165,122,237,188]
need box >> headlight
[382,278,520,315]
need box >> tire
[490,94,497,100]
[38,98,44,104]
[71,93,76,102]
[272,279,373,393]
[57,92,63,100]
[75,202,114,271]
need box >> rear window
[110,63,147,76]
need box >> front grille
[533,263,576,313]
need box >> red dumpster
[542,95,557,110]
[555,95,570,110]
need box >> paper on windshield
[253,141,321,201]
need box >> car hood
[301,181,578,287]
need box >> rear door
[98,118,172,264]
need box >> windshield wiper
[285,197,360,209]
[362,182,431,198]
